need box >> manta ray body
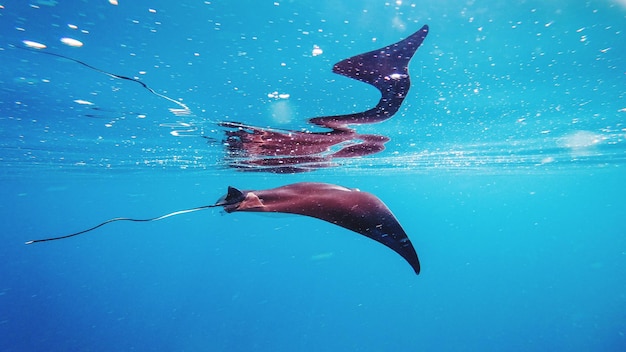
[217,182,420,274]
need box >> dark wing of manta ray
[26,182,420,275]
[221,25,429,173]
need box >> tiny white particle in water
[387,73,407,80]
[22,40,46,49]
[312,45,323,56]
[60,37,83,47]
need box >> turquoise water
[1,1,625,351]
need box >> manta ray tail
[24,204,221,245]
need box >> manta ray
[217,183,420,274]
[26,182,420,274]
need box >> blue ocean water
[1,1,625,351]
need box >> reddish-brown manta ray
[216,182,420,274]
[26,182,420,274]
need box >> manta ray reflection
[21,25,428,173]
[221,25,429,173]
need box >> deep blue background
[1,1,625,351]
